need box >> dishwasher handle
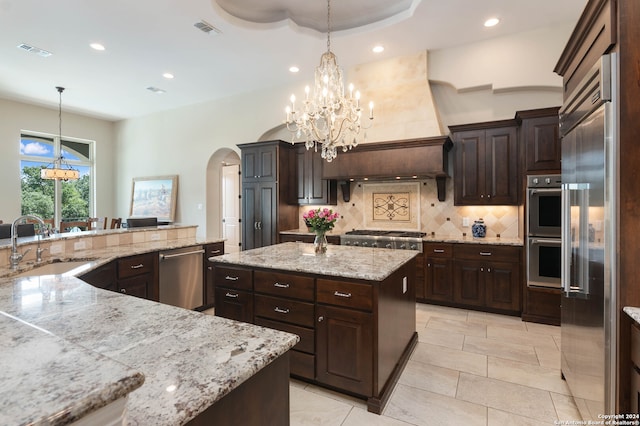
[160,249,205,260]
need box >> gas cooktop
[344,230,426,238]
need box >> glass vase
[314,231,328,255]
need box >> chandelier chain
[326,0,331,52]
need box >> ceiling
[0,0,587,121]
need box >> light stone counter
[0,274,298,425]
[624,307,640,325]
[280,229,523,246]
[212,241,417,281]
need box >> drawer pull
[479,252,492,256]
[334,291,352,298]
[273,282,290,289]
[225,275,239,281]
[433,249,445,253]
[120,289,127,294]
[225,292,239,298]
[274,307,289,314]
[209,250,221,255]
[130,263,144,269]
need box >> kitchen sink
[12,260,95,278]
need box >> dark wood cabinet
[213,265,254,323]
[79,261,117,292]
[295,144,337,205]
[522,286,561,325]
[517,107,561,173]
[203,242,224,308]
[452,244,522,314]
[423,243,454,303]
[211,256,417,414]
[451,121,519,205]
[279,233,340,245]
[238,141,298,250]
[116,253,158,301]
[316,303,373,396]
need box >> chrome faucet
[10,214,45,270]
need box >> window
[20,133,94,227]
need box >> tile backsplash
[298,178,521,239]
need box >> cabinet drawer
[213,266,252,291]
[316,279,372,311]
[254,294,315,327]
[632,324,640,368]
[424,243,453,258]
[290,350,315,380]
[255,317,315,354]
[117,253,155,279]
[205,242,224,259]
[454,244,520,262]
[214,288,254,323]
[254,271,314,301]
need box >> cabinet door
[258,182,277,247]
[316,304,373,396]
[117,275,150,299]
[215,287,254,323]
[524,114,561,172]
[80,262,117,292]
[425,257,453,302]
[484,126,518,204]
[296,145,337,205]
[242,182,259,250]
[453,259,485,307]
[485,261,521,311]
[454,130,485,205]
[242,145,277,182]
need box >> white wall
[0,98,115,223]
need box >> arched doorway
[206,148,241,254]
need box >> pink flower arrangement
[303,208,339,233]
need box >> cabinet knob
[427,263,431,267]
[488,268,492,273]
[487,195,491,198]
[481,194,484,198]
[318,316,324,322]
[481,267,484,272]
[120,289,127,294]
[207,266,213,270]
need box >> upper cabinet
[238,140,299,250]
[295,144,337,205]
[517,107,561,173]
[451,120,519,206]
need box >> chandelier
[40,86,79,181]
[284,0,373,162]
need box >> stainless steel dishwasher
[159,245,204,310]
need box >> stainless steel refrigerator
[560,53,617,419]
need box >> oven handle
[528,238,561,246]
[528,188,561,195]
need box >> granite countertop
[211,242,417,281]
[280,229,523,246]
[624,307,640,325]
[0,275,298,425]
[0,234,224,279]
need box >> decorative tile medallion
[363,182,420,230]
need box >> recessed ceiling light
[372,45,384,53]
[484,17,500,27]
[289,66,299,73]
[90,43,105,51]
[163,73,174,79]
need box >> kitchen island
[211,242,418,414]
[0,264,297,424]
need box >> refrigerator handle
[561,183,572,295]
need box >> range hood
[321,136,453,201]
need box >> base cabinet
[451,244,522,314]
[204,242,225,308]
[316,304,373,396]
[423,243,454,303]
[82,254,158,301]
[212,258,417,414]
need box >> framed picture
[129,175,178,222]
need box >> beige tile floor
[288,303,582,426]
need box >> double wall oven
[527,174,562,288]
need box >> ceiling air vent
[17,43,52,57]
[194,20,221,35]
[146,86,166,94]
